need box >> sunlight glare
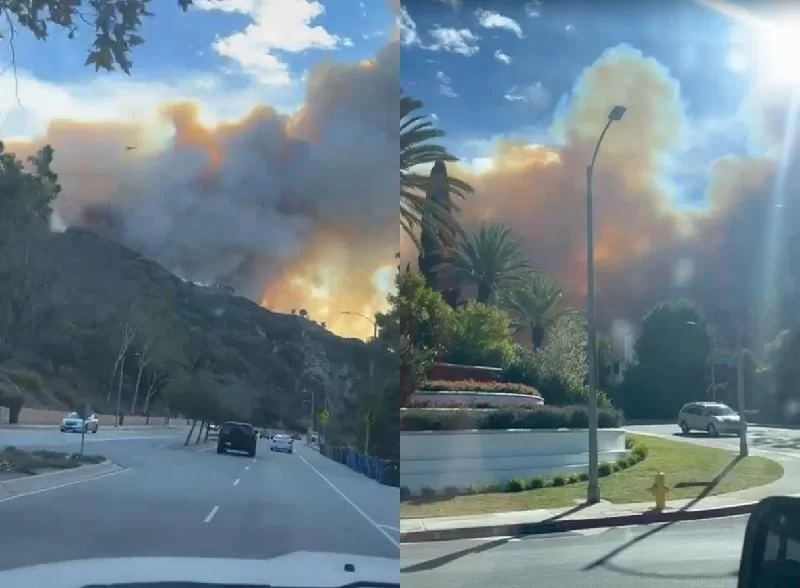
[758,18,800,86]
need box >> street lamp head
[608,105,626,121]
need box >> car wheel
[60,428,65,432]
[217,447,225,454]
[92,426,98,434]
[679,421,689,434]
[707,423,718,437]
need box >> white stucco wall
[401,428,628,493]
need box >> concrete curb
[399,501,758,543]
[0,459,122,498]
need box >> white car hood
[0,551,399,587]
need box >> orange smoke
[403,44,787,339]
[8,42,399,342]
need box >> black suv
[217,421,258,457]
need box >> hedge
[418,379,542,396]
[400,405,623,431]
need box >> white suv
[678,402,744,437]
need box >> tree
[443,223,530,304]
[166,370,225,445]
[443,301,515,368]
[620,299,712,419]
[400,93,473,247]
[502,274,577,349]
[5,1,194,75]
[376,272,453,406]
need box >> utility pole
[307,388,314,445]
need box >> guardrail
[320,444,399,488]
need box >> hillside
[0,228,396,456]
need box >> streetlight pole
[341,311,378,339]
[736,320,749,457]
[586,105,626,504]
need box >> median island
[400,434,783,519]
[0,446,105,477]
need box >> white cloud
[195,0,340,85]
[428,26,480,56]
[436,71,458,98]
[503,82,550,109]
[494,49,511,64]
[475,9,523,38]
[524,1,542,18]
[0,69,303,141]
[399,6,421,47]
[343,37,354,47]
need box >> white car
[60,412,99,434]
[270,434,293,453]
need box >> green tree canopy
[621,299,712,418]
[443,301,515,368]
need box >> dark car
[217,421,258,457]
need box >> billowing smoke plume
[402,44,795,348]
[9,41,399,341]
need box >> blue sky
[0,0,395,138]
[400,0,777,168]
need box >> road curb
[0,459,121,498]
[399,502,758,543]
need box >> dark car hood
[0,552,399,588]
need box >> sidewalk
[400,450,800,543]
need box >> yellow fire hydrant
[650,472,669,510]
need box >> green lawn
[400,434,783,519]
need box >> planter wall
[401,428,627,493]
[411,390,544,407]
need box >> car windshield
[400,1,800,587]
[708,405,736,416]
[0,0,398,580]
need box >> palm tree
[503,274,579,349]
[443,223,531,304]
[400,93,473,247]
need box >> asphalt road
[625,423,800,455]
[0,428,399,571]
[401,515,747,588]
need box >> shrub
[507,477,526,492]
[598,462,614,477]
[484,482,504,493]
[400,405,623,431]
[444,485,460,496]
[420,486,436,497]
[400,487,410,500]
[552,474,566,486]
[418,379,542,397]
[579,472,589,482]
[567,473,580,484]
[617,458,630,470]
[529,475,545,489]
[632,443,649,461]
[625,436,635,449]
[467,483,480,494]
[627,455,640,467]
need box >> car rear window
[222,423,252,435]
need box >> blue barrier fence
[320,444,399,487]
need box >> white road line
[204,505,219,523]
[379,524,400,532]
[233,478,240,486]
[297,453,399,550]
[0,467,130,505]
